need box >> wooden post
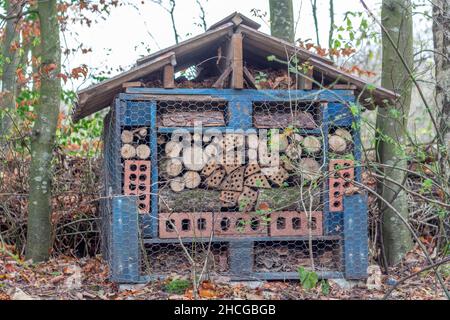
[230,33,244,89]
[163,64,175,89]
[298,65,314,90]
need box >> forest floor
[0,244,448,300]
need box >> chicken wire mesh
[100,90,368,283]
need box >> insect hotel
[74,13,397,283]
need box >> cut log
[286,143,302,160]
[303,136,322,154]
[157,135,168,145]
[291,134,304,143]
[136,145,151,159]
[165,141,183,158]
[165,158,183,177]
[121,130,134,144]
[183,146,208,171]
[205,168,226,189]
[159,189,222,212]
[244,173,271,189]
[335,128,353,142]
[244,163,261,177]
[238,187,258,212]
[281,155,295,171]
[220,166,245,192]
[265,166,289,187]
[183,171,201,189]
[201,159,218,177]
[329,135,347,154]
[121,144,136,159]
[162,111,225,127]
[299,158,321,181]
[170,177,186,193]
[134,128,148,139]
[256,186,321,212]
[220,191,241,207]
[204,144,219,158]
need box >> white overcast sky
[67,0,382,91]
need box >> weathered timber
[254,112,317,129]
[256,186,321,212]
[161,111,225,127]
[163,64,175,89]
[159,188,223,212]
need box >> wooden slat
[309,57,399,107]
[74,52,177,122]
[243,67,258,89]
[298,66,314,90]
[237,24,333,66]
[122,81,144,89]
[163,64,175,89]
[213,66,232,88]
[137,22,234,66]
[208,12,261,31]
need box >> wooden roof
[74,12,398,122]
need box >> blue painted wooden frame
[108,88,368,282]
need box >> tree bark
[269,0,295,42]
[433,0,450,179]
[0,0,22,145]
[26,0,61,262]
[377,0,414,266]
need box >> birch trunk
[26,0,61,262]
[269,0,295,42]
[0,0,21,145]
[377,0,414,266]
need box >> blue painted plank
[326,103,354,127]
[344,194,369,279]
[228,99,253,129]
[111,196,141,283]
[149,101,159,238]
[120,88,355,102]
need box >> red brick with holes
[329,160,355,212]
[213,212,268,237]
[124,160,151,214]
[159,212,213,238]
[269,211,323,237]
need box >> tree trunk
[432,0,450,245]
[269,0,295,42]
[0,0,21,145]
[433,0,450,179]
[26,0,61,262]
[329,0,335,51]
[377,0,414,266]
